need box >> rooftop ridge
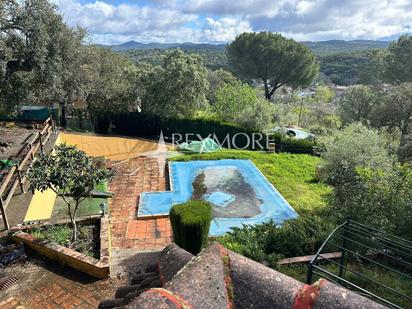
[100,243,388,309]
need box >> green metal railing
[307,220,412,308]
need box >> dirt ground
[0,123,58,231]
[0,124,37,161]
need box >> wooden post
[0,198,9,230]
[29,144,34,161]
[306,261,314,284]
[267,142,276,152]
[17,169,25,194]
[39,132,44,154]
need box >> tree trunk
[69,201,80,242]
[72,201,79,241]
[263,79,280,101]
[268,84,278,100]
[400,123,410,147]
[60,101,67,128]
[263,79,271,100]
[72,218,77,242]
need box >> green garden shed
[20,106,50,121]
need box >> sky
[51,0,412,45]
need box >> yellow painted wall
[24,134,62,221]
[60,133,159,160]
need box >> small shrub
[218,215,333,264]
[214,82,257,123]
[318,123,393,186]
[264,216,332,257]
[235,98,276,131]
[170,200,212,254]
[219,224,266,261]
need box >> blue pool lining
[137,159,298,235]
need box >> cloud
[201,18,252,43]
[52,0,412,43]
[181,0,282,16]
[181,0,412,41]
[53,0,198,44]
[247,0,412,40]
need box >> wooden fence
[0,117,54,230]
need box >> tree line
[0,0,320,132]
[1,0,411,148]
[337,35,412,162]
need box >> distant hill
[302,40,390,55]
[101,39,393,85]
[100,40,226,52]
[99,39,390,55]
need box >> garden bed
[27,222,100,258]
[11,216,111,278]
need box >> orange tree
[27,144,113,241]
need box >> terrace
[0,128,173,307]
[0,124,409,308]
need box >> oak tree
[0,0,85,112]
[139,50,209,118]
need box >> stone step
[130,271,158,285]
[115,284,141,299]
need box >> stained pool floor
[138,159,298,235]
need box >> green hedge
[95,112,318,155]
[170,200,212,254]
[96,112,265,150]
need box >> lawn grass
[95,181,108,192]
[171,150,411,306]
[170,150,331,216]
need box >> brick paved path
[0,156,173,308]
[0,257,117,309]
[109,157,172,251]
[108,157,173,280]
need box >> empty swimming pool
[138,159,298,235]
